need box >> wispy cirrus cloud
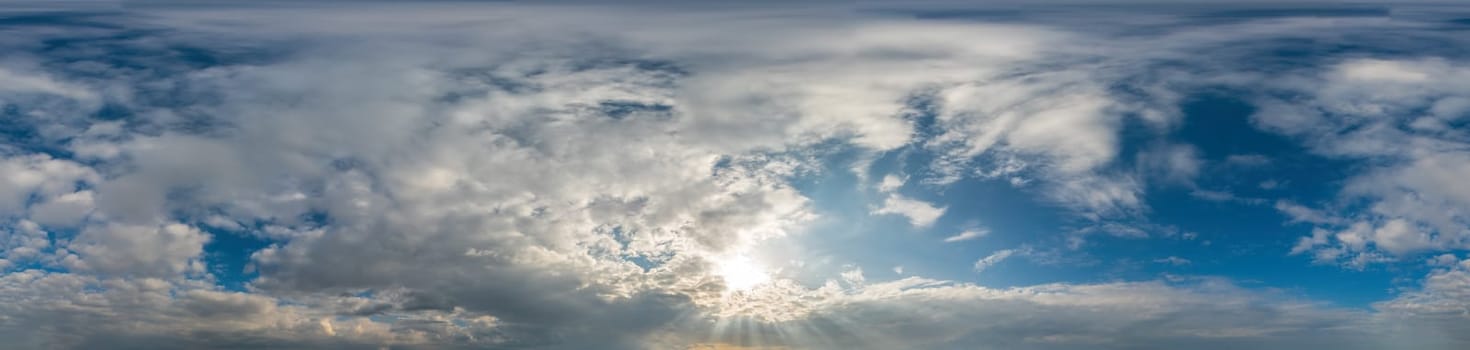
[944,228,989,243]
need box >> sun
[715,255,770,291]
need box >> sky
[2,1,1470,349]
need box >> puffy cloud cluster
[1262,59,1470,266]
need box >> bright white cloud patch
[872,195,948,228]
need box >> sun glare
[715,255,770,291]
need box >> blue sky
[3,1,1470,349]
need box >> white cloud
[0,154,98,217]
[877,174,905,192]
[872,195,948,228]
[1138,143,1202,185]
[66,223,211,278]
[1427,254,1459,267]
[1254,58,1470,264]
[1045,174,1144,220]
[1275,201,1346,226]
[1338,59,1434,83]
[28,190,94,228]
[944,228,989,243]
[930,77,1145,217]
[1191,189,1236,202]
[1,220,48,264]
[974,249,1017,273]
[0,67,97,101]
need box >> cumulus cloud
[0,154,98,217]
[66,223,211,278]
[1256,57,1470,265]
